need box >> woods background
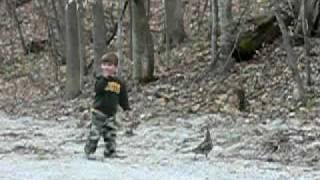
[1,0,320,121]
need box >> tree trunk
[145,26,155,80]
[5,0,28,54]
[217,0,234,73]
[117,0,124,77]
[296,0,320,36]
[77,0,86,88]
[65,0,81,99]
[146,0,151,17]
[273,3,306,102]
[309,0,320,36]
[164,0,186,48]
[132,0,154,83]
[163,0,171,64]
[198,0,209,33]
[132,0,144,82]
[210,0,218,68]
[129,0,133,61]
[56,0,67,63]
[92,0,107,76]
[302,0,312,86]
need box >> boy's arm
[95,76,107,94]
[119,81,131,111]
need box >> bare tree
[132,0,143,82]
[164,0,186,48]
[198,0,209,33]
[132,0,155,83]
[40,0,61,82]
[92,0,107,76]
[77,0,86,88]
[50,0,66,62]
[5,0,28,54]
[295,0,320,36]
[145,26,155,81]
[216,0,234,74]
[129,0,133,61]
[272,1,306,102]
[65,0,81,99]
[210,0,219,68]
[145,0,155,82]
[301,0,312,86]
[163,0,170,63]
[117,0,125,77]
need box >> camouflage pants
[84,111,117,157]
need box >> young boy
[84,52,130,158]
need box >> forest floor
[2,0,320,179]
[2,37,320,178]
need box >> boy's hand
[123,111,138,136]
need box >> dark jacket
[93,76,130,116]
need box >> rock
[191,104,201,112]
[57,116,68,122]
[288,112,296,118]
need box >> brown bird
[192,127,213,159]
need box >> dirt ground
[1,111,320,180]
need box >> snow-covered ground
[1,111,320,180]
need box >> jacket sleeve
[95,77,107,95]
[119,81,131,111]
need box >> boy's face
[101,62,117,77]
